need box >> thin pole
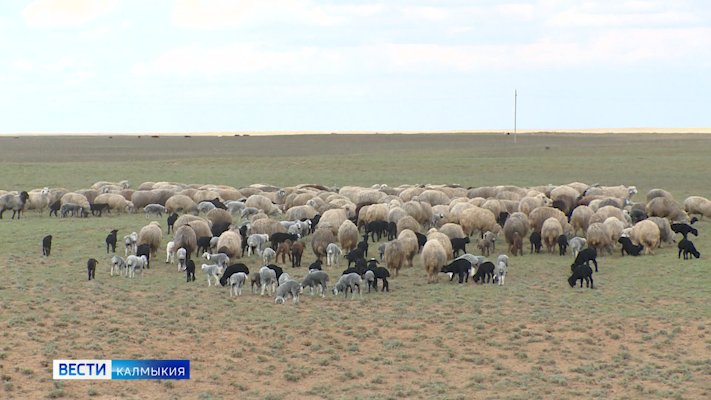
[513,89,517,144]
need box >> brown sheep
[510,231,523,256]
[138,221,162,258]
[337,219,359,253]
[541,217,563,254]
[477,238,491,256]
[275,240,292,264]
[384,239,406,277]
[311,227,335,261]
[585,223,613,255]
[629,220,660,255]
[173,225,197,259]
[421,239,447,284]
[397,229,419,267]
[216,229,242,259]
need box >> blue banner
[112,360,190,380]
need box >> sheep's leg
[589,275,594,289]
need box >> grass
[0,133,710,399]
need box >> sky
[0,0,709,134]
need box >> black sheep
[208,198,227,210]
[415,232,427,252]
[386,222,397,240]
[167,212,179,234]
[366,266,390,292]
[90,203,110,217]
[308,259,323,270]
[497,211,509,228]
[196,236,212,256]
[267,264,283,281]
[366,220,388,242]
[357,235,369,258]
[106,229,118,253]
[270,232,300,250]
[677,238,701,260]
[671,223,698,240]
[568,264,594,289]
[87,258,98,281]
[136,243,151,269]
[442,258,473,284]
[48,200,61,217]
[472,261,495,284]
[309,215,321,233]
[219,263,250,286]
[186,259,196,282]
[211,222,231,237]
[530,231,542,254]
[557,234,568,256]
[42,235,52,257]
[629,209,648,224]
[690,217,699,225]
[571,248,598,272]
[618,237,643,256]
[450,237,470,257]
[345,248,365,267]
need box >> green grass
[1,133,711,399]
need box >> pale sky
[1,0,709,133]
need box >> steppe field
[1,132,711,400]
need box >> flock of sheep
[3,179,709,302]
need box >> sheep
[259,266,277,296]
[459,207,501,238]
[586,223,613,256]
[277,272,292,286]
[275,240,292,264]
[557,234,569,256]
[397,229,418,267]
[218,263,250,286]
[677,238,700,260]
[589,206,629,227]
[571,248,598,273]
[618,237,643,256]
[311,227,335,262]
[59,192,91,212]
[472,261,495,284]
[197,201,216,215]
[60,203,85,218]
[509,231,523,256]
[338,219,360,253]
[202,252,230,269]
[450,237,470,257]
[647,197,684,220]
[0,191,30,219]
[356,234,369,257]
[138,221,162,259]
[364,270,375,293]
[528,207,567,233]
[240,206,260,219]
[503,212,528,250]
[569,237,587,258]
[518,194,551,216]
[367,265,391,292]
[628,208,648,224]
[201,264,223,287]
[196,236,212,255]
[165,194,198,215]
[135,243,152,269]
[477,238,491,256]
[427,229,453,261]
[105,229,118,253]
[185,259,196,282]
[87,258,98,281]
[568,264,594,289]
[384,239,406,277]
[23,188,51,217]
[494,260,507,286]
[250,271,262,293]
[229,272,248,298]
[164,241,175,263]
[683,196,711,220]
[167,212,179,234]
[671,223,698,240]
[541,217,563,254]
[529,231,542,254]
[275,280,303,304]
[262,247,276,265]
[570,205,594,236]
[291,241,305,268]
[326,243,342,267]
[126,255,148,278]
[176,248,187,271]
[48,200,61,217]
[124,231,139,256]
[377,242,388,261]
[144,204,167,218]
[301,270,330,296]
[629,219,661,255]
[249,218,287,237]
[441,259,473,283]
[173,225,197,261]
[332,273,363,300]
[584,184,637,200]
[247,233,269,256]
[93,193,134,214]
[646,188,674,203]
[396,215,421,236]
[245,194,281,217]
[422,240,447,284]
[110,255,126,276]
[215,229,242,259]
[42,234,52,257]
[646,216,675,247]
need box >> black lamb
[618,237,642,256]
[450,237,470,257]
[357,234,369,257]
[366,265,390,292]
[87,258,98,281]
[186,259,196,282]
[442,258,473,284]
[136,243,151,269]
[571,248,598,272]
[267,264,283,281]
[386,222,397,241]
[530,231,542,254]
[366,220,388,242]
[557,234,568,256]
[308,259,323,271]
[106,229,118,253]
[196,236,212,256]
[415,232,427,252]
[167,212,179,234]
[671,223,698,240]
[345,248,365,267]
[42,235,52,257]
[472,261,495,284]
[211,222,231,237]
[568,264,594,289]
[270,232,300,250]
[48,200,61,217]
[677,238,700,260]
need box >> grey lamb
[275,280,303,304]
[332,272,363,300]
[301,270,330,297]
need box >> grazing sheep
[312,227,335,262]
[196,236,212,256]
[42,234,52,257]
[249,271,261,293]
[396,215,421,236]
[571,248,598,273]
[48,200,61,217]
[240,206,260,220]
[459,207,501,238]
[441,258,473,283]
[259,266,277,296]
[277,272,291,286]
[176,248,187,271]
[275,280,303,304]
[87,258,98,281]
[344,248,365,267]
[503,212,529,251]
[23,188,51,217]
[647,216,675,247]
[568,264,594,289]
[138,221,162,259]
[215,229,242,259]
[332,273,363,300]
[422,240,447,284]
[683,196,711,220]
[93,193,134,214]
[528,207,568,233]
[510,232,523,256]
[647,188,674,203]
[110,255,126,276]
[202,252,230,269]
[126,255,148,278]
[628,208,648,224]
[586,223,613,256]
[197,201,216,215]
[309,259,323,271]
[185,259,196,282]
[301,270,330,296]
[397,229,418,267]
[557,235,569,256]
[472,261,495,284]
[201,264,223,287]
[477,238,491,256]
[165,194,198,215]
[247,233,269,256]
[0,191,30,219]
[326,243,342,267]
[529,231,542,254]
[378,242,388,260]
[570,205,594,236]
[106,229,118,253]
[494,260,507,286]
[384,239,406,277]
[275,240,292,264]
[229,272,248,298]
[618,237,643,256]
[135,243,151,269]
[166,241,176,263]
[144,204,167,218]
[647,197,684,220]
[367,265,391,292]
[671,223,698,240]
[364,270,375,293]
[262,247,276,265]
[541,217,563,254]
[629,219,661,255]
[218,263,250,286]
[569,237,587,258]
[60,203,85,218]
[167,212,179,234]
[291,241,305,268]
[677,238,700,260]
[270,232,300,250]
[173,226,197,262]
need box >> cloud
[22,0,119,28]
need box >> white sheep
[126,255,147,278]
[110,255,126,277]
[259,266,277,296]
[201,264,223,287]
[198,201,216,215]
[247,233,269,256]
[278,272,291,286]
[569,237,587,258]
[166,241,176,264]
[495,260,507,286]
[225,200,245,215]
[262,247,276,265]
[378,242,388,261]
[326,243,342,267]
[202,252,230,269]
[229,272,248,298]
[275,280,303,304]
[176,247,187,271]
[124,232,138,257]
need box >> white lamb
[262,247,276,266]
[326,243,342,267]
[166,241,176,264]
[201,264,223,287]
[229,272,248,298]
[110,255,126,277]
[126,255,147,278]
[247,234,269,256]
[176,248,187,271]
[259,266,277,296]
[275,280,303,304]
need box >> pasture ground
[1,133,710,400]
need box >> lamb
[628,208,648,224]
[510,231,523,256]
[167,212,179,234]
[291,241,305,268]
[229,272,248,298]
[124,232,139,256]
[201,264,223,287]
[344,248,365,267]
[494,260,507,286]
[671,223,698,240]
[48,200,61,217]
[262,247,276,265]
[422,239,447,284]
[247,233,269,256]
[106,229,118,253]
[332,273,363,300]
[618,237,643,256]
[110,255,126,276]
[275,280,303,304]
[275,240,292,264]
[185,259,196,282]
[450,237,470,257]
[196,236,212,256]
[571,248,598,273]
[60,203,85,218]
[176,248,187,271]
[225,200,245,216]
[569,237,587,258]
[677,238,700,260]
[477,238,491,256]
[357,234,369,257]
[529,231,542,254]
[138,221,162,258]
[377,242,388,261]
[166,241,176,263]
[308,259,323,271]
[472,261,495,284]
[42,234,52,257]
[240,206,260,220]
[301,270,330,296]
[144,204,168,218]
[0,191,30,219]
[87,258,98,281]
[557,235,568,256]
[259,266,277,295]
[441,258,473,284]
[135,243,151,269]
[202,252,230,269]
[249,271,261,293]
[126,255,148,278]
[568,264,594,289]
[197,201,216,215]
[364,270,376,293]
[326,243,342,267]
[367,266,391,292]
[219,263,250,286]
[278,272,292,286]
